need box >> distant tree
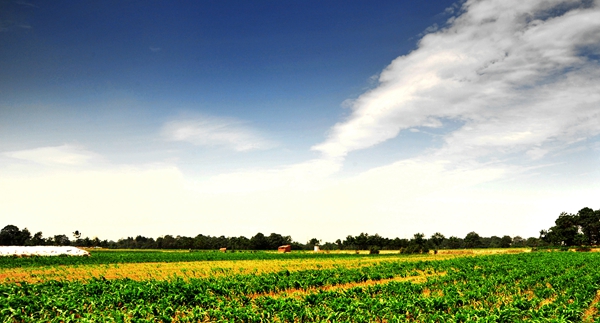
[92,237,102,247]
[402,233,428,254]
[307,237,321,248]
[464,232,481,248]
[512,236,525,247]
[430,232,445,246]
[0,225,31,245]
[390,237,409,250]
[444,236,463,249]
[430,232,445,252]
[541,212,580,246]
[500,235,512,248]
[152,235,176,249]
[52,234,70,246]
[175,235,194,249]
[237,236,252,250]
[577,207,600,245]
[193,234,207,249]
[79,237,92,247]
[132,235,155,249]
[342,235,356,250]
[413,233,425,245]
[486,235,511,248]
[0,225,21,245]
[482,236,492,247]
[250,233,269,250]
[367,234,385,249]
[320,242,338,250]
[267,233,292,249]
[20,228,31,245]
[30,231,45,246]
[354,233,370,250]
[290,241,306,250]
[161,235,176,249]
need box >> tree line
[1,207,597,252]
[540,207,600,246]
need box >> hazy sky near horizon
[1,0,599,243]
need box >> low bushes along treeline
[1,207,597,253]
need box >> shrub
[369,247,380,254]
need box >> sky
[1,0,599,243]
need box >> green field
[2,251,600,322]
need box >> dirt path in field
[248,270,445,300]
[582,289,600,323]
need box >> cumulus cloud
[162,115,276,152]
[418,23,439,37]
[312,0,600,163]
[3,145,101,166]
[168,0,600,225]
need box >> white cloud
[312,0,600,163]
[419,23,439,37]
[3,145,101,166]
[162,115,276,152]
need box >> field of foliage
[2,250,600,322]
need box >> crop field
[2,250,600,322]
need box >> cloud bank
[312,0,600,163]
[162,115,276,152]
[4,145,101,166]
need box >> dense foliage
[540,207,600,246]
[2,252,600,322]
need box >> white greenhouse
[0,246,90,257]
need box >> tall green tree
[267,233,292,249]
[250,233,269,250]
[430,232,445,251]
[540,208,600,246]
[577,207,600,245]
[0,225,31,245]
[30,231,45,246]
[52,234,70,246]
[541,212,580,246]
[464,232,481,248]
[500,235,512,248]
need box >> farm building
[0,246,90,257]
[278,245,291,253]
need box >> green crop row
[2,252,600,322]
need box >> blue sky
[1,0,599,243]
